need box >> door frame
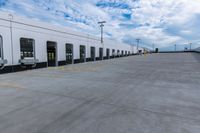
[99,47,103,60]
[80,45,86,63]
[66,43,74,64]
[46,41,58,67]
[90,46,96,61]
[106,48,110,59]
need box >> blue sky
[0,0,200,50]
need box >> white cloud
[0,0,200,50]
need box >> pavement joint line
[100,101,200,123]
[0,92,72,118]
[18,87,94,104]
[22,86,200,123]
[37,97,100,133]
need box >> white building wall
[195,47,200,52]
[0,19,12,65]
[0,11,142,68]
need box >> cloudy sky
[0,0,200,50]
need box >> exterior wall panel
[0,26,12,66]
[0,11,139,73]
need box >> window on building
[0,35,2,59]
[20,38,34,59]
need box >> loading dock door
[90,47,95,61]
[106,49,110,59]
[80,45,86,63]
[66,44,73,64]
[99,48,103,60]
[117,50,120,57]
[112,49,115,58]
[47,41,57,67]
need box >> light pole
[98,21,106,44]
[174,44,177,51]
[189,43,192,51]
[152,43,155,52]
[136,38,140,54]
[136,39,140,49]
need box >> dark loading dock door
[47,41,57,67]
[117,50,120,57]
[125,51,127,56]
[106,49,110,59]
[80,45,86,63]
[90,47,95,61]
[99,48,103,60]
[112,49,115,58]
[66,44,73,64]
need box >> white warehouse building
[0,12,142,74]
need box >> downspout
[0,37,7,70]
[8,14,14,72]
[86,34,89,63]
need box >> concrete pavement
[0,53,200,133]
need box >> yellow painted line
[18,64,107,78]
[0,83,26,90]
[24,73,63,79]
[57,64,106,72]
